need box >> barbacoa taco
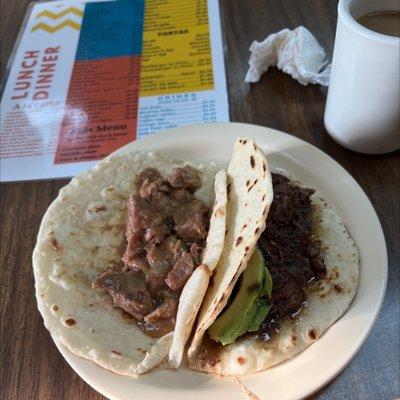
[33,151,227,375]
[187,138,359,375]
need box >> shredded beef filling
[256,173,326,337]
[196,175,327,363]
[93,166,209,338]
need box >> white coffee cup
[324,0,400,154]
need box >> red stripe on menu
[54,55,140,164]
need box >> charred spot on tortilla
[64,318,76,327]
[243,140,247,144]
[308,329,317,340]
[215,207,225,218]
[334,284,343,293]
[227,183,231,194]
[100,223,113,233]
[49,232,61,250]
[237,356,246,365]
[235,236,243,246]
[137,348,147,354]
[247,180,257,192]
[91,246,100,255]
[250,156,255,168]
[52,305,59,312]
[209,358,221,367]
[200,264,213,277]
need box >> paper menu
[138,0,228,136]
[0,0,229,182]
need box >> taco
[33,137,359,378]
[33,151,227,376]
[188,138,359,375]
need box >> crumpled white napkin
[245,26,331,86]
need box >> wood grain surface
[1,0,399,399]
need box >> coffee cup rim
[339,0,400,43]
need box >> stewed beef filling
[93,166,209,338]
[256,173,326,336]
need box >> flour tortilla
[136,332,173,374]
[188,138,274,358]
[189,194,359,375]
[33,151,219,377]
[169,169,227,368]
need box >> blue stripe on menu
[75,0,145,61]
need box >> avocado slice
[262,264,273,298]
[208,248,269,345]
[248,298,271,332]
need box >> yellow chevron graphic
[35,7,83,20]
[32,20,81,33]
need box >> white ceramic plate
[54,123,387,400]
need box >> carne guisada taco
[33,151,227,375]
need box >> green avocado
[262,263,273,298]
[247,298,271,332]
[208,248,272,345]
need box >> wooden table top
[1,0,399,399]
